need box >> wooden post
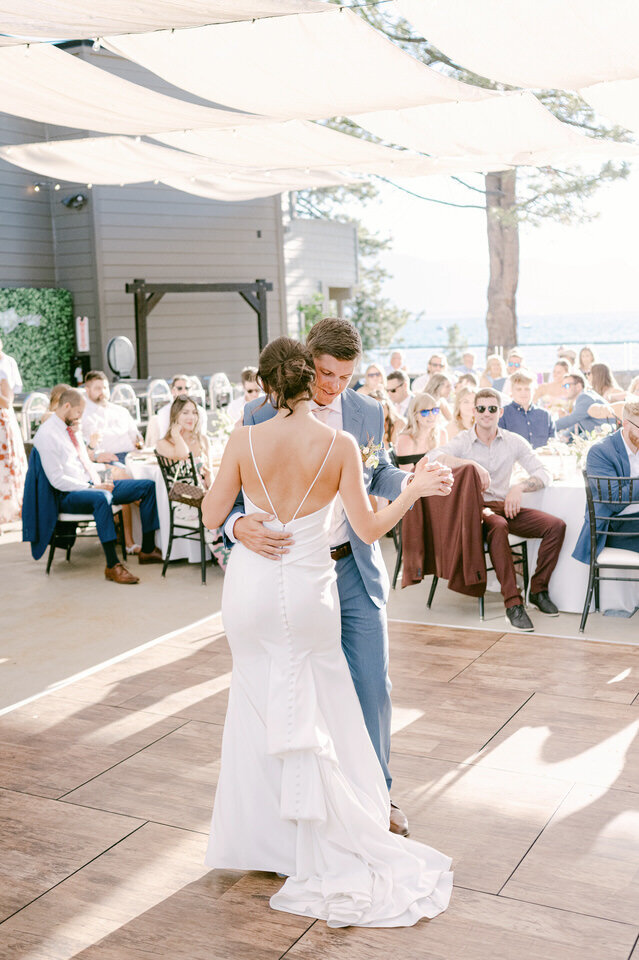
[132,278,149,379]
[256,279,268,350]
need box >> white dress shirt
[81,398,139,454]
[622,434,639,478]
[0,353,22,392]
[34,414,101,491]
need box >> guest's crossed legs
[336,552,393,791]
[58,479,159,562]
[483,501,566,608]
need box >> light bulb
[33,184,40,192]
[54,183,60,191]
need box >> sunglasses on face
[387,386,401,394]
[367,371,382,378]
[430,362,444,369]
[419,407,440,417]
[475,404,499,414]
[562,381,579,389]
[507,361,521,368]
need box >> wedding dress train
[205,429,453,928]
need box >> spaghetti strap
[290,430,337,522]
[248,426,279,520]
[248,426,337,524]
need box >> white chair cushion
[598,546,639,567]
[58,504,122,522]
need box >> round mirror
[105,336,136,379]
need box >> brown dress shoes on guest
[138,547,163,564]
[389,801,409,837]
[105,562,140,584]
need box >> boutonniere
[359,435,383,470]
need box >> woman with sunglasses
[423,373,454,423]
[358,362,387,397]
[396,392,447,465]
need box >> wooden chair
[155,451,209,584]
[46,505,126,574]
[580,470,639,632]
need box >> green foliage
[445,324,469,368]
[297,291,326,340]
[0,288,74,390]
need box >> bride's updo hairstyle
[258,336,315,415]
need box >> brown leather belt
[330,541,352,562]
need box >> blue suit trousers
[59,479,159,543]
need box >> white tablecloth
[126,454,210,563]
[522,458,639,615]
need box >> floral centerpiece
[570,423,615,467]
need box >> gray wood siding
[0,114,55,287]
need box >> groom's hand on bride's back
[413,458,454,498]
[233,513,294,560]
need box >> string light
[54,183,60,190]
[33,184,40,192]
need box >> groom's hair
[306,317,361,362]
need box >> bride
[202,337,453,929]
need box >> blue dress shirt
[499,401,556,448]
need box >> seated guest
[82,370,143,463]
[367,387,405,449]
[454,351,481,379]
[629,375,639,395]
[499,370,556,448]
[480,353,507,391]
[358,362,387,396]
[156,396,229,567]
[396,392,447,463]
[447,386,476,440]
[145,374,207,448]
[423,373,454,423]
[578,345,597,378]
[386,369,412,417]
[456,371,479,393]
[412,353,449,394]
[0,369,27,523]
[589,362,626,404]
[557,347,577,366]
[41,383,71,423]
[227,366,262,424]
[555,371,617,437]
[33,388,162,583]
[573,398,639,564]
[533,358,572,415]
[501,349,526,398]
[387,349,408,375]
[428,387,566,632]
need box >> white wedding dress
[206,428,453,928]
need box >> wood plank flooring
[1,615,638,960]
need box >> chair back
[186,375,207,410]
[110,382,141,424]
[209,372,232,410]
[155,451,203,506]
[20,391,50,441]
[145,379,172,417]
[583,468,639,563]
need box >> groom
[225,318,452,836]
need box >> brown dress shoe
[138,547,163,565]
[105,562,140,584]
[389,801,409,837]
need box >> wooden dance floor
[1,616,638,959]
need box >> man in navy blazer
[224,318,452,837]
[556,371,617,437]
[573,399,639,564]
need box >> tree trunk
[485,169,519,355]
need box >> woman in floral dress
[0,371,28,524]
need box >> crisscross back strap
[290,430,337,522]
[249,426,279,520]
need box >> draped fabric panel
[103,8,495,121]
[395,0,639,90]
[581,79,639,138]
[0,0,327,42]
[0,45,261,135]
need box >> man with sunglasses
[573,398,639,564]
[427,387,566,632]
[555,372,617,437]
[387,370,412,417]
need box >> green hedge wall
[0,288,74,391]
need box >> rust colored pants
[483,500,566,608]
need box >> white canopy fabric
[354,92,639,168]
[0,1,326,42]
[395,0,639,90]
[162,168,355,202]
[581,79,639,137]
[104,8,495,121]
[0,44,262,135]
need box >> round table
[522,455,639,615]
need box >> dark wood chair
[155,451,210,585]
[46,506,126,573]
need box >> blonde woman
[480,354,507,391]
[358,362,387,396]
[423,373,454,422]
[395,392,447,467]
[579,345,597,376]
[41,383,71,423]
[447,386,476,439]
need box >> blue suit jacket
[22,448,60,560]
[572,429,639,563]
[556,390,616,436]
[225,389,405,607]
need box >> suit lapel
[612,429,631,474]
[341,389,364,441]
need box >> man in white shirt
[386,370,412,418]
[386,350,407,375]
[145,374,207,449]
[81,370,142,463]
[227,366,262,425]
[0,338,23,393]
[34,387,163,583]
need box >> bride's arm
[337,434,452,544]
[202,429,243,529]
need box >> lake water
[369,311,639,374]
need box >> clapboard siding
[0,114,56,287]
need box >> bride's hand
[411,459,454,498]
[234,513,294,560]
